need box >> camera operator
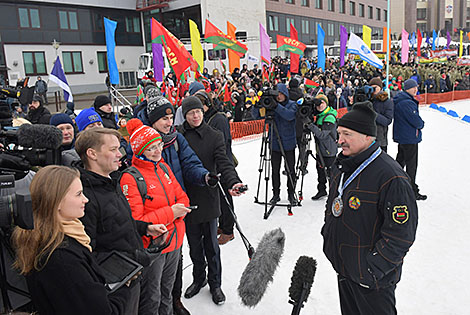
[304,94,337,200]
[252,83,297,205]
[369,78,394,152]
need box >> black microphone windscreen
[17,124,63,149]
[288,256,317,304]
[238,228,285,307]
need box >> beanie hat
[188,82,205,95]
[403,79,418,91]
[368,77,383,88]
[315,94,329,105]
[93,95,111,110]
[75,108,103,131]
[50,113,73,127]
[338,101,377,136]
[289,78,299,88]
[32,94,42,105]
[126,118,162,156]
[147,95,174,125]
[181,96,204,118]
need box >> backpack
[121,164,171,205]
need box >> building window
[384,9,388,22]
[349,25,355,33]
[302,20,309,34]
[59,11,78,30]
[328,0,334,11]
[125,16,140,33]
[376,8,381,20]
[286,0,294,4]
[417,8,426,20]
[62,52,83,74]
[93,12,104,31]
[269,15,279,31]
[359,4,365,17]
[328,23,334,36]
[339,0,345,13]
[18,8,40,28]
[97,52,108,73]
[23,52,46,76]
[286,18,295,32]
[350,1,356,15]
[316,21,322,33]
[368,6,373,19]
[315,0,322,9]
[302,0,309,7]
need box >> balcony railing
[136,0,171,11]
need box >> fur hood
[373,91,389,102]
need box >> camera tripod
[254,113,300,219]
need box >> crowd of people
[3,52,431,314]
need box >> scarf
[61,218,92,252]
[161,127,178,149]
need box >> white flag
[347,33,383,69]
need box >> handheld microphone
[238,228,285,307]
[288,256,317,315]
[17,124,63,149]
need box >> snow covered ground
[180,101,470,314]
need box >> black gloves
[205,173,219,187]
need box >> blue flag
[432,29,437,51]
[426,32,430,45]
[317,24,325,71]
[410,32,416,47]
[49,56,73,103]
[104,17,119,85]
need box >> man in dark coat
[393,79,426,200]
[93,95,118,129]
[177,96,245,306]
[322,102,418,315]
[424,75,436,93]
[25,95,51,124]
[289,77,305,153]
[369,77,394,152]
[75,128,166,315]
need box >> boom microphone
[17,124,63,149]
[238,228,285,307]
[288,256,317,315]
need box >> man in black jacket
[369,77,394,152]
[93,95,118,129]
[25,95,51,124]
[75,128,166,315]
[177,96,245,306]
[322,102,418,315]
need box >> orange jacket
[120,157,189,253]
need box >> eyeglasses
[186,109,203,116]
[146,142,164,152]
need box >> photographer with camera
[304,94,338,200]
[252,83,297,205]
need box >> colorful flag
[362,25,371,66]
[382,27,389,54]
[49,56,73,102]
[290,24,300,73]
[426,32,431,45]
[276,35,306,55]
[417,29,423,57]
[432,30,437,51]
[135,84,144,104]
[447,31,451,49]
[347,33,383,69]
[104,18,119,85]
[340,25,348,67]
[227,21,240,73]
[402,29,409,64]
[460,30,464,58]
[152,43,164,82]
[287,70,291,80]
[304,78,319,88]
[189,19,204,71]
[259,23,271,65]
[204,20,247,56]
[317,24,326,71]
[219,59,227,74]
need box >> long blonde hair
[12,166,80,275]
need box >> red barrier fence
[417,90,470,105]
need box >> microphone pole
[289,282,309,315]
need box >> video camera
[353,85,374,103]
[256,87,279,111]
[297,95,322,120]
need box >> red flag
[204,20,247,57]
[417,29,423,57]
[304,78,319,88]
[224,86,231,102]
[290,24,300,74]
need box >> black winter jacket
[96,108,118,129]
[322,143,418,289]
[26,236,131,315]
[204,106,233,164]
[79,168,151,265]
[177,121,240,224]
[25,105,51,124]
[371,91,394,148]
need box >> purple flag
[340,25,348,67]
[447,31,451,49]
[259,23,271,65]
[401,29,409,64]
[152,43,164,82]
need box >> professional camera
[297,95,322,120]
[256,87,279,111]
[0,175,33,230]
[353,85,374,103]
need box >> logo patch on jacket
[348,196,361,210]
[392,206,409,224]
[122,185,128,196]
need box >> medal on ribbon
[332,196,343,217]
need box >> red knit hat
[126,118,162,155]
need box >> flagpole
[385,0,390,98]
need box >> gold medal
[332,196,343,217]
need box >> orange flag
[227,21,240,73]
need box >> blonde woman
[13,166,166,315]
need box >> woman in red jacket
[120,118,191,315]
